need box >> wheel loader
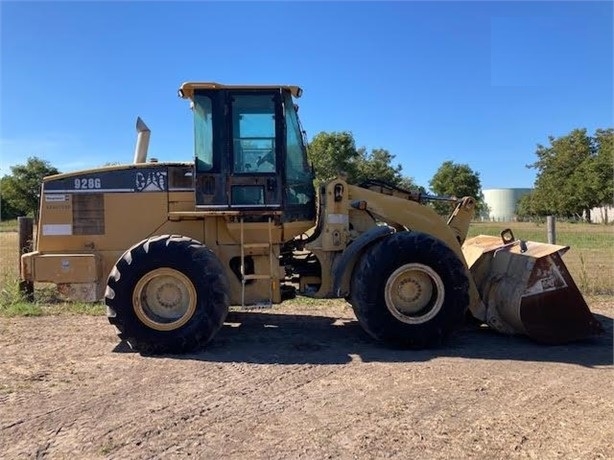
[20,82,603,354]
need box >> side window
[194,95,213,172]
[232,95,276,174]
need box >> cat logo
[135,171,167,192]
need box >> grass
[0,299,106,318]
[1,231,20,283]
[0,273,105,317]
[0,219,612,316]
[0,219,18,233]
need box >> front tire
[105,235,229,354]
[350,231,469,348]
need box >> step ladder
[240,217,275,308]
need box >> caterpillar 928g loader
[20,82,603,354]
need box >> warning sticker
[45,194,68,202]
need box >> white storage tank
[482,188,533,221]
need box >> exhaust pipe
[133,117,151,164]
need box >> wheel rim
[133,268,197,331]
[384,263,445,324]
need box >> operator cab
[178,82,316,222]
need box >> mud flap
[462,233,603,344]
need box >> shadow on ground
[115,309,613,368]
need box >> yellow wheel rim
[384,263,445,324]
[133,268,197,331]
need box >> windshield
[284,92,314,205]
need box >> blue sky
[1,1,612,190]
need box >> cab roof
[178,82,303,99]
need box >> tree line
[307,131,486,216]
[1,127,611,222]
[516,128,613,220]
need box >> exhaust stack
[133,117,151,164]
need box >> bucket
[462,231,604,344]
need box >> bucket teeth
[463,235,604,344]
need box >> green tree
[526,128,612,220]
[592,128,614,212]
[307,131,360,183]
[355,147,421,191]
[0,176,20,220]
[354,148,401,184]
[307,131,418,190]
[0,156,60,220]
[515,192,542,220]
[428,161,485,216]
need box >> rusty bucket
[462,230,604,344]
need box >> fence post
[18,216,34,301]
[547,215,556,244]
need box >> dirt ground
[1,298,612,460]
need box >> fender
[332,225,396,297]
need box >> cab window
[231,95,276,174]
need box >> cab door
[226,92,283,209]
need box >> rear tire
[105,235,229,354]
[350,231,469,348]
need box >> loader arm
[345,184,485,318]
[347,184,474,258]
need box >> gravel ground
[0,298,612,459]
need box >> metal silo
[482,188,533,221]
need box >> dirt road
[1,299,612,459]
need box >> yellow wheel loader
[20,82,603,354]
